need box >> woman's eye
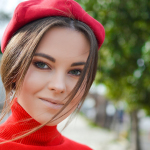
[69,69,82,76]
[34,61,49,69]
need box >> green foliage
[0,47,2,54]
[76,0,150,114]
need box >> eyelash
[33,61,82,76]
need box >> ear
[12,82,16,89]
[12,77,17,83]
[12,80,16,83]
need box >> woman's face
[17,27,90,126]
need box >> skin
[17,27,90,126]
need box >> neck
[0,98,63,146]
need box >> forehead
[35,27,90,60]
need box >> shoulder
[62,136,93,150]
[0,137,93,150]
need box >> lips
[40,97,64,109]
[40,97,64,105]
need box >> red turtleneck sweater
[0,98,92,150]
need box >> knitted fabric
[0,98,92,150]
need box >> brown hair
[0,17,98,142]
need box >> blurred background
[0,0,150,150]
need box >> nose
[47,72,66,94]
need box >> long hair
[0,17,98,142]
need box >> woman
[0,0,105,149]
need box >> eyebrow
[34,53,55,62]
[34,53,86,66]
[71,62,86,67]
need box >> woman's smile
[40,98,64,110]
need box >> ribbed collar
[0,98,63,146]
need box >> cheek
[20,65,46,94]
[67,80,77,94]
[66,87,85,110]
[65,78,86,107]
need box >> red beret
[1,0,105,53]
